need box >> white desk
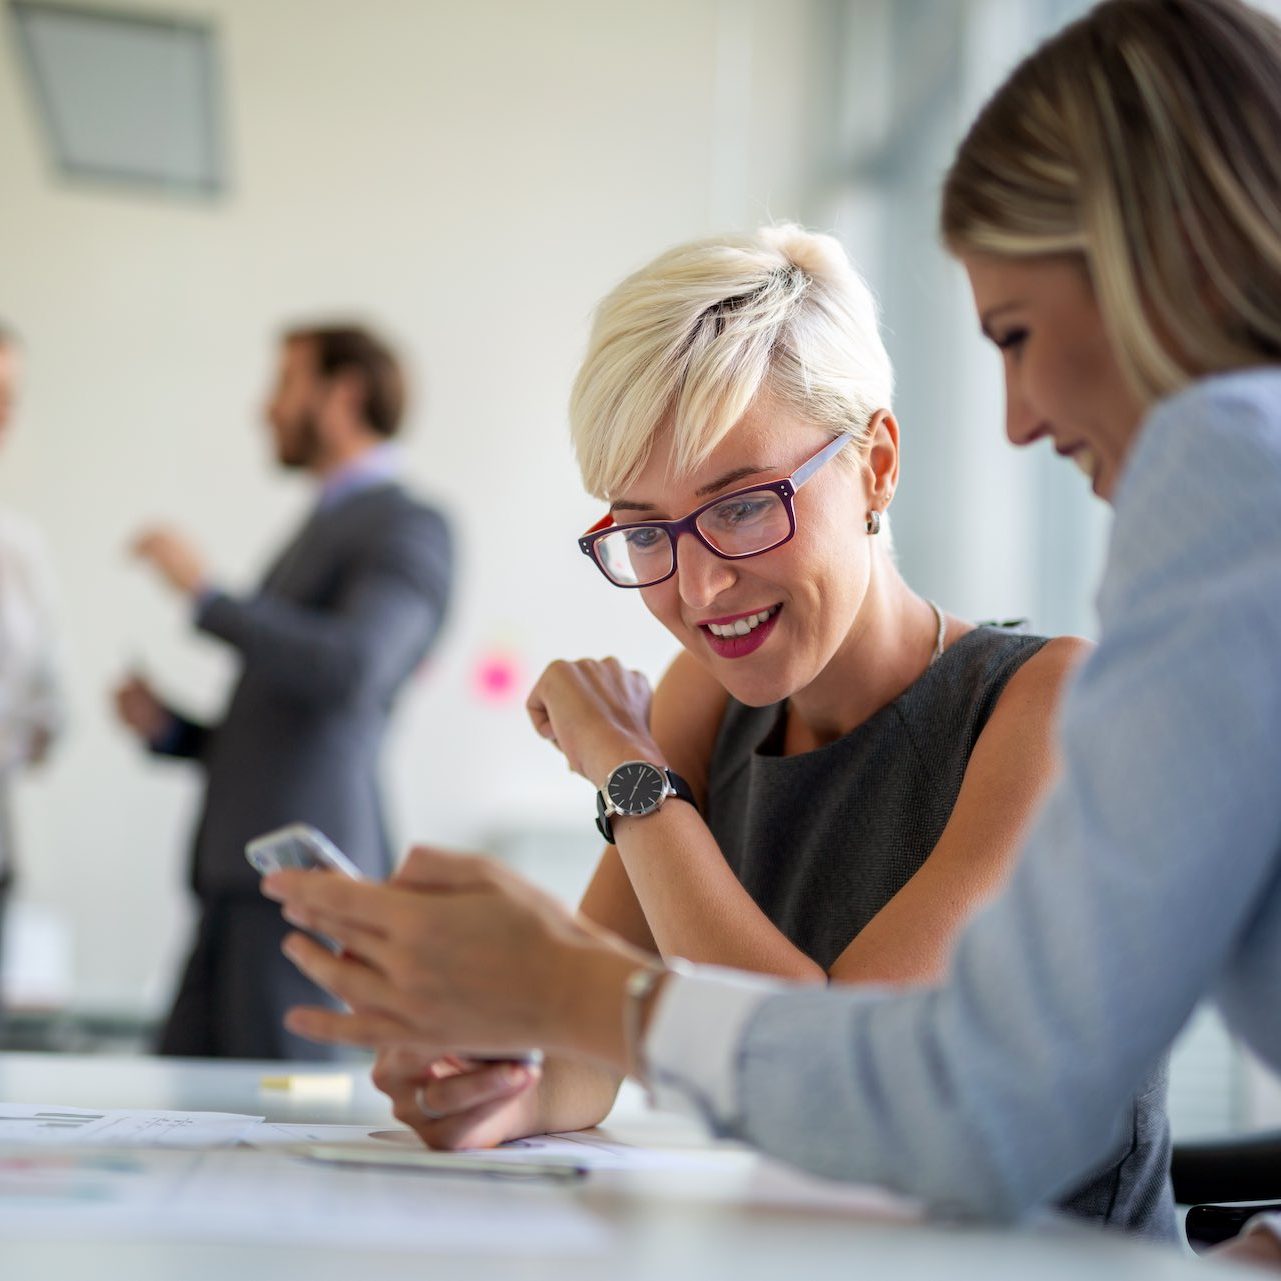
[0,1051,1237,1279]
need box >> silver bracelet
[623,960,669,1096]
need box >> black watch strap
[595,768,696,845]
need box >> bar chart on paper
[0,1104,262,1147]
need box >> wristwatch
[595,761,696,844]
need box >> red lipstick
[699,606,782,660]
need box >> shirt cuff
[643,964,787,1128]
[193,584,224,621]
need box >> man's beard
[277,409,323,469]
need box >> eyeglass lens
[594,488,791,586]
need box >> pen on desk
[298,1144,588,1183]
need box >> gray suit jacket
[155,482,452,896]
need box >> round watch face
[606,762,666,816]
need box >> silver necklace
[927,599,947,664]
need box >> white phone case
[245,823,364,879]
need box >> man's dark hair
[0,321,17,348]
[284,323,406,438]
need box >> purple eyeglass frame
[578,433,850,588]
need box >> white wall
[0,0,827,1013]
[811,0,1109,643]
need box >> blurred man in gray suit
[115,324,452,1059]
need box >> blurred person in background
[115,323,452,1060]
[266,0,1281,1256]
[0,324,65,1041]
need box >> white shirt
[0,509,63,777]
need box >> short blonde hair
[570,225,894,499]
[941,0,1281,407]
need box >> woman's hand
[372,1046,542,1150]
[526,658,663,786]
[261,845,643,1068]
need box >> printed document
[0,1104,262,1148]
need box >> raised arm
[197,508,450,706]
[524,651,826,978]
[535,642,1085,986]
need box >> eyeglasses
[578,434,850,588]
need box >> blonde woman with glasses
[272,219,1174,1237]
[268,0,1280,1249]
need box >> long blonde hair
[941,0,1281,407]
[569,225,893,500]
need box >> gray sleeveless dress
[705,624,1177,1239]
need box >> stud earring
[866,510,882,536]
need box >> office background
[0,0,1275,1133]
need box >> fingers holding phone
[258,833,557,1065]
[246,823,364,879]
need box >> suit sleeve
[194,506,452,707]
[148,710,212,762]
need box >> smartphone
[248,823,542,1067]
[246,823,364,879]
